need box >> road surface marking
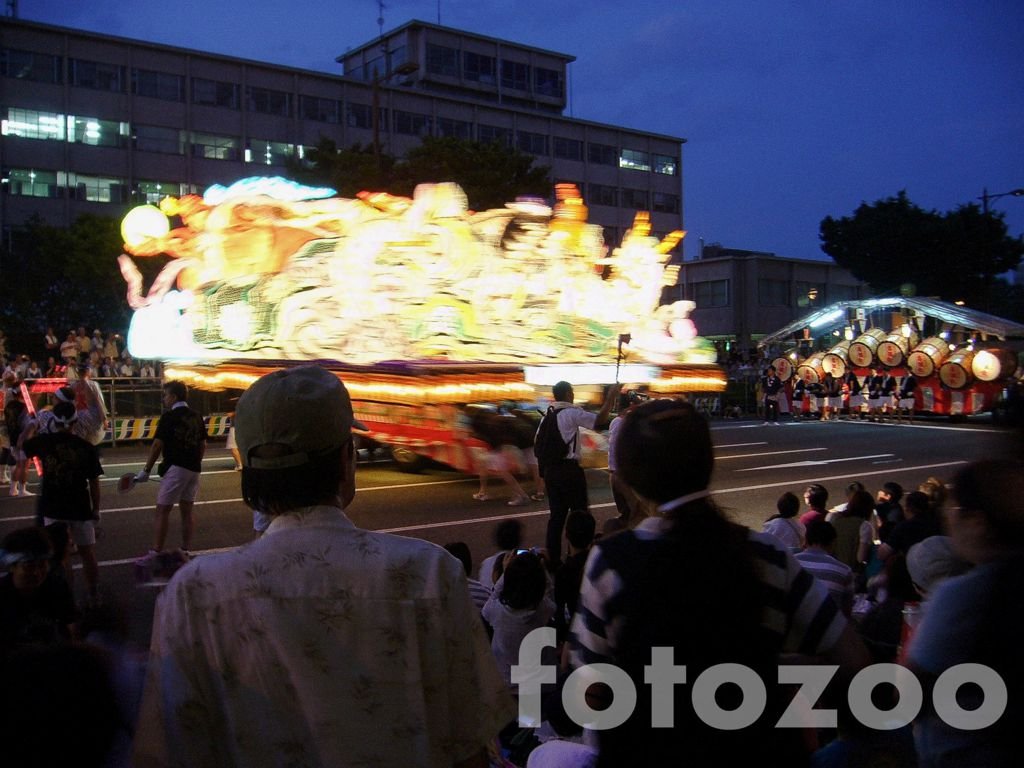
[737,454,893,471]
[719,448,827,460]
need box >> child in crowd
[482,549,556,688]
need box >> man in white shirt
[135,365,513,767]
[536,380,619,564]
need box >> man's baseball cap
[235,365,366,470]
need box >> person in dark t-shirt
[23,401,103,601]
[134,381,207,557]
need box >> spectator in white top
[762,491,805,551]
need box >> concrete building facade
[668,246,868,354]
[0,17,685,250]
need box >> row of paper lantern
[773,331,1018,390]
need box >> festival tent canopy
[757,297,1024,348]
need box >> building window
[587,142,617,166]
[68,115,130,147]
[134,180,186,205]
[1,48,62,83]
[436,117,473,139]
[693,279,730,308]
[796,281,823,308]
[190,131,241,161]
[619,148,651,172]
[246,139,292,166]
[516,130,548,155]
[478,124,512,147]
[247,87,291,117]
[68,58,125,92]
[652,192,680,214]
[758,278,789,306]
[192,78,240,109]
[588,183,618,207]
[387,45,408,74]
[70,173,127,203]
[5,168,61,198]
[501,60,530,91]
[299,95,342,124]
[463,51,496,84]
[133,124,184,155]
[830,284,860,302]
[553,136,582,161]
[534,67,563,98]
[654,154,678,175]
[394,110,432,137]
[132,69,184,101]
[295,145,317,169]
[346,103,373,129]
[621,188,649,210]
[426,44,459,77]
[1,108,66,141]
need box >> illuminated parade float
[118,177,724,470]
[759,297,1024,419]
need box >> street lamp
[372,61,420,183]
[979,187,1024,215]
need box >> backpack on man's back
[533,406,573,477]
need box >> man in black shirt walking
[135,381,207,557]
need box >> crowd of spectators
[0,362,1019,766]
[0,325,161,383]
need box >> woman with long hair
[568,398,869,767]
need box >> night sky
[19,0,1024,263]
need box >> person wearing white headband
[22,401,104,602]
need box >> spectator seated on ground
[553,509,596,643]
[878,490,942,562]
[482,549,556,689]
[796,520,854,616]
[762,491,805,552]
[0,526,79,653]
[827,490,875,576]
[873,481,904,543]
[907,460,1024,768]
[828,481,866,515]
[905,535,969,601]
[857,553,919,663]
[443,541,491,614]
[799,483,830,526]
[478,518,523,589]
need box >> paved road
[1,414,1015,648]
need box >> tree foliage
[290,135,552,210]
[287,138,393,198]
[390,136,552,209]
[0,214,165,341]
[819,191,1024,308]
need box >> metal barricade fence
[23,377,236,447]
